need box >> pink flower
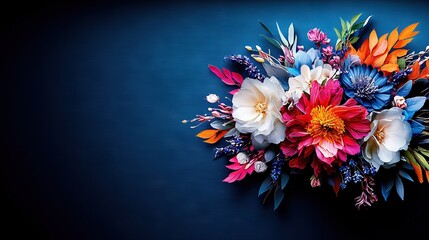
[280,80,370,177]
[322,45,333,56]
[307,28,330,46]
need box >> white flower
[254,161,268,173]
[236,152,250,165]
[287,64,336,99]
[232,76,286,149]
[206,94,219,103]
[362,107,412,171]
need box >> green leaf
[334,27,341,39]
[349,36,359,44]
[404,150,418,165]
[259,20,274,36]
[258,176,274,197]
[273,187,285,210]
[413,150,429,170]
[351,22,364,31]
[346,21,351,30]
[340,18,346,31]
[280,172,289,190]
[260,34,282,49]
[350,13,362,26]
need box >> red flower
[280,80,370,176]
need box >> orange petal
[386,54,398,64]
[369,29,378,53]
[380,63,399,73]
[387,27,399,50]
[196,129,219,139]
[426,169,429,183]
[393,38,413,48]
[373,39,388,56]
[372,52,388,68]
[408,61,421,80]
[390,49,408,57]
[204,130,227,144]
[399,22,419,40]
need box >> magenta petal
[342,135,360,155]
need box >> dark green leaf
[395,175,405,200]
[260,34,282,49]
[259,20,273,36]
[398,58,406,69]
[258,176,274,197]
[349,36,359,44]
[413,150,429,170]
[274,187,285,210]
[280,172,289,190]
[351,22,364,31]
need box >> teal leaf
[406,96,426,113]
[381,178,394,201]
[280,172,289,190]
[398,170,414,182]
[409,119,425,135]
[395,175,405,200]
[258,176,274,197]
[259,20,274,36]
[401,162,414,170]
[274,187,285,210]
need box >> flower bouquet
[183,13,429,210]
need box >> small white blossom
[236,152,250,165]
[254,161,267,173]
[206,94,219,103]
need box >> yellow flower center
[306,105,345,142]
[255,102,267,114]
[375,129,385,142]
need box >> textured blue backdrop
[1,1,429,239]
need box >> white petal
[300,65,311,81]
[383,133,406,151]
[377,144,394,163]
[266,120,286,144]
[310,66,323,81]
[232,107,258,122]
[232,89,258,107]
[257,114,275,134]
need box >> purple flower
[307,28,330,46]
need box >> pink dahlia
[280,80,370,176]
[307,28,330,46]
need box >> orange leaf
[419,65,428,79]
[372,52,388,68]
[380,63,399,73]
[357,39,369,61]
[387,27,399,50]
[390,49,408,57]
[399,22,419,40]
[426,170,429,183]
[411,161,424,183]
[393,38,413,49]
[204,130,228,144]
[373,39,388,56]
[196,129,218,139]
[369,29,378,53]
[408,61,421,80]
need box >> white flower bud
[256,45,262,51]
[245,46,252,51]
[206,94,219,103]
[252,56,265,63]
[236,152,249,165]
[254,161,267,173]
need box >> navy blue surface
[2,1,429,239]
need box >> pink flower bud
[393,96,407,109]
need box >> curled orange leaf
[393,38,414,49]
[196,129,219,139]
[408,61,421,80]
[411,161,424,184]
[204,130,228,144]
[390,49,408,57]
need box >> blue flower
[340,64,393,111]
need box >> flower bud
[236,152,250,165]
[254,161,267,173]
[393,95,407,109]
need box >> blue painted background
[2,1,429,239]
